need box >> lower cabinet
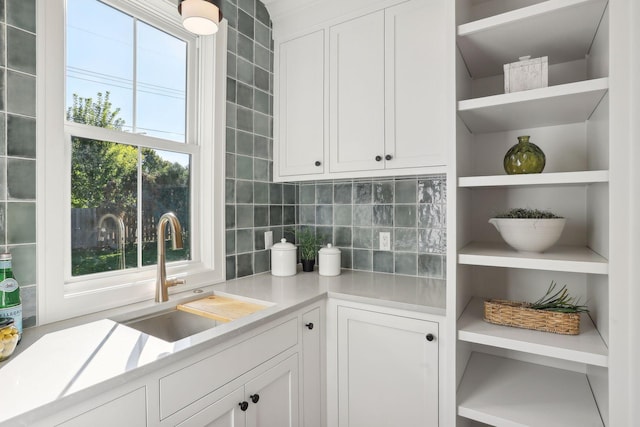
[328,301,440,427]
[175,353,299,427]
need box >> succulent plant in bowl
[489,208,566,253]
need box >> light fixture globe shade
[180,0,220,35]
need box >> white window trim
[36,0,227,324]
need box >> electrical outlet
[264,231,273,249]
[379,232,391,251]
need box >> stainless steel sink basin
[124,309,220,342]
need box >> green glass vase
[503,135,546,174]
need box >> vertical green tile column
[2,0,37,327]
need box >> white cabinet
[328,301,440,427]
[245,354,299,427]
[329,11,386,173]
[56,387,147,427]
[174,354,299,427]
[384,0,448,169]
[274,0,450,182]
[276,30,325,178]
[329,0,448,174]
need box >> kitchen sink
[124,309,221,342]
[119,293,272,342]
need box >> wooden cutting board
[177,295,268,323]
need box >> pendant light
[178,0,223,35]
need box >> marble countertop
[0,269,445,425]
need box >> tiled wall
[0,0,37,327]
[223,0,300,279]
[297,176,446,279]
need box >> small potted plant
[489,208,566,253]
[296,228,322,272]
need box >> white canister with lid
[319,244,341,276]
[271,238,297,277]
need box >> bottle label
[0,278,18,293]
[0,305,22,334]
[0,260,11,270]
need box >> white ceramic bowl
[488,218,566,253]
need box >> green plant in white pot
[489,208,566,253]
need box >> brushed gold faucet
[155,212,185,303]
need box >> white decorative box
[504,55,548,93]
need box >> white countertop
[0,270,445,425]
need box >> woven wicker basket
[484,299,580,335]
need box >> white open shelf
[458,297,608,366]
[457,0,608,78]
[458,170,609,188]
[458,242,608,274]
[458,352,604,426]
[457,78,608,133]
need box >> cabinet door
[329,11,385,173]
[56,387,146,427]
[277,30,325,177]
[337,306,439,427]
[176,387,246,427]
[384,0,448,169]
[245,353,299,427]
[302,307,322,427]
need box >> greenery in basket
[494,208,563,219]
[296,228,322,261]
[528,281,589,313]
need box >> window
[37,0,226,323]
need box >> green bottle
[0,253,22,338]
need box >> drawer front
[160,318,298,419]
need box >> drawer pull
[426,333,435,342]
[239,401,249,411]
[250,394,260,404]
[305,322,314,330]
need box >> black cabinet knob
[305,322,314,330]
[315,161,321,167]
[250,394,260,404]
[426,333,435,342]
[375,155,382,162]
[385,154,392,161]
[239,401,249,411]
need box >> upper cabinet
[277,30,325,178]
[273,0,450,182]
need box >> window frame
[37,0,226,324]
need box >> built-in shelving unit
[458,298,608,366]
[453,0,611,424]
[457,353,604,427]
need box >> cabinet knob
[426,333,435,342]
[239,401,249,411]
[250,394,260,404]
[315,161,321,167]
[305,322,314,330]
[375,155,382,162]
[385,154,392,161]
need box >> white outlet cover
[379,232,391,251]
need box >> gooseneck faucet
[97,213,126,270]
[156,212,186,303]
